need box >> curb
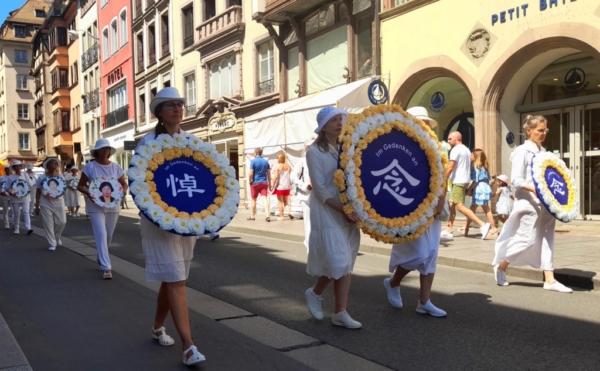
[225,226,599,290]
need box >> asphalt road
[4,214,600,370]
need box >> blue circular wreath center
[154,157,217,214]
[544,166,569,205]
[360,130,431,218]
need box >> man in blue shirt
[248,147,271,222]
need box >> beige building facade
[0,0,51,165]
[381,0,600,218]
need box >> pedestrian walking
[78,138,127,280]
[493,174,513,225]
[35,157,66,251]
[304,106,362,329]
[64,167,81,216]
[464,149,498,237]
[492,115,572,293]
[0,166,13,229]
[445,131,491,239]
[248,147,271,222]
[136,87,205,366]
[272,152,292,220]
[7,160,33,235]
[383,106,448,318]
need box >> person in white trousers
[304,106,362,330]
[78,139,127,280]
[492,115,572,293]
[25,168,37,217]
[7,160,33,235]
[383,106,448,318]
[1,166,13,229]
[35,157,67,251]
[137,87,206,366]
[64,167,81,216]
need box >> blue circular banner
[153,157,217,214]
[360,130,431,218]
[544,166,569,205]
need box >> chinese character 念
[371,159,421,206]
[549,177,565,196]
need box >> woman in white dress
[7,160,33,235]
[64,167,81,216]
[304,106,362,329]
[136,87,205,366]
[383,106,448,318]
[492,115,572,293]
[35,157,67,251]
[78,139,127,280]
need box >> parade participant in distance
[304,106,362,329]
[35,157,67,251]
[64,167,81,216]
[136,87,206,366]
[78,138,127,280]
[492,115,572,293]
[383,106,448,318]
[0,166,13,229]
[7,160,33,235]
[25,167,37,216]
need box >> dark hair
[99,181,114,192]
[154,103,169,137]
[48,178,59,187]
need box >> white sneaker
[383,278,403,308]
[440,230,454,242]
[13,229,19,235]
[543,281,573,293]
[305,288,324,320]
[57,239,63,246]
[416,300,447,318]
[331,310,362,329]
[481,223,491,240]
[493,265,509,286]
[48,246,56,251]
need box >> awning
[244,77,375,157]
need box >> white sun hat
[150,87,185,116]
[407,106,438,128]
[10,160,23,167]
[42,157,60,170]
[314,106,348,134]
[92,138,116,155]
[496,174,509,184]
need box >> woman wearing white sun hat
[35,157,67,251]
[78,138,128,280]
[7,160,33,235]
[304,106,362,330]
[136,87,206,366]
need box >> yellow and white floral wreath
[334,105,447,243]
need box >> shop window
[522,53,600,105]
[257,40,274,96]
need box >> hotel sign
[208,111,237,134]
[491,0,577,26]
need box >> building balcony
[81,43,98,72]
[197,6,244,50]
[83,89,100,113]
[104,105,129,128]
[185,104,196,117]
[257,78,275,96]
[261,0,328,23]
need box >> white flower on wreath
[156,133,175,149]
[223,166,236,178]
[146,139,162,155]
[188,136,203,151]
[127,167,146,182]
[174,134,189,148]
[130,155,148,171]
[204,215,220,233]
[214,154,230,168]
[172,217,190,235]
[134,191,153,211]
[225,177,239,191]
[158,212,175,230]
[146,205,164,221]
[136,144,154,160]
[129,180,150,196]
[215,208,231,225]
[189,219,206,235]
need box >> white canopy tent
[242,77,376,215]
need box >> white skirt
[389,219,441,275]
[65,189,80,207]
[140,216,196,282]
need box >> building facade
[381,0,600,218]
[0,0,52,165]
[77,0,100,162]
[98,0,135,170]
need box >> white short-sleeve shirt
[36,175,65,209]
[449,143,472,184]
[82,161,124,213]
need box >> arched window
[120,10,127,46]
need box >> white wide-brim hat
[407,106,438,128]
[42,157,60,170]
[10,160,23,168]
[92,138,116,155]
[150,87,185,116]
[315,106,348,134]
[496,174,509,184]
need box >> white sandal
[182,345,206,366]
[152,326,175,347]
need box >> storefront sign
[208,112,237,134]
[491,0,577,27]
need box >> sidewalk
[218,206,600,290]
